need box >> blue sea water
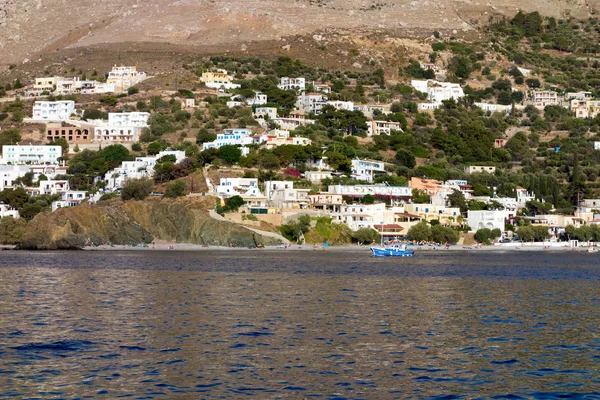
[0,250,599,398]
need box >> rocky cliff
[18,197,284,250]
[1,0,599,67]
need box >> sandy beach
[79,242,593,253]
[2,242,594,253]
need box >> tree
[52,137,69,156]
[511,11,543,37]
[474,228,492,244]
[430,225,459,244]
[0,217,27,245]
[517,225,535,242]
[352,227,379,244]
[447,189,467,213]
[222,195,246,213]
[362,194,375,204]
[147,142,164,155]
[279,215,312,242]
[407,222,431,242]
[395,150,416,169]
[127,86,139,95]
[0,128,21,146]
[121,178,153,201]
[164,180,187,198]
[218,145,242,164]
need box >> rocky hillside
[1,0,599,68]
[18,197,284,250]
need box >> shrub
[352,227,379,244]
[164,180,187,198]
[121,178,153,201]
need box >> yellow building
[201,70,240,90]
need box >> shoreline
[2,243,595,253]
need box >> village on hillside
[3,13,600,247]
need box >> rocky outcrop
[19,201,153,250]
[122,197,283,247]
[18,197,284,250]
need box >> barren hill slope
[1,0,599,67]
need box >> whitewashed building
[304,170,333,183]
[278,77,306,91]
[106,65,147,92]
[532,91,558,108]
[1,145,62,165]
[253,107,278,121]
[216,178,261,197]
[51,191,88,212]
[297,92,328,114]
[32,101,75,121]
[247,92,268,106]
[328,184,412,199]
[0,203,19,219]
[327,100,355,111]
[467,210,514,233]
[0,165,33,191]
[351,159,386,183]
[264,181,311,209]
[411,80,464,104]
[93,112,150,143]
[103,150,186,191]
[367,119,402,136]
[465,166,497,174]
[202,128,256,156]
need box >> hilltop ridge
[2,0,599,67]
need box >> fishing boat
[588,247,598,253]
[370,243,414,257]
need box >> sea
[0,249,599,399]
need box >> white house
[202,129,255,156]
[0,165,33,191]
[304,170,332,183]
[37,180,69,195]
[327,100,354,111]
[253,107,278,121]
[93,112,150,143]
[328,184,412,199]
[367,119,402,136]
[418,103,441,111]
[32,101,75,121]
[297,92,328,114]
[264,181,311,209]
[474,103,513,114]
[1,145,62,165]
[106,65,147,92]
[331,203,387,231]
[465,166,497,174]
[0,203,19,219]
[351,159,386,182]
[247,92,267,106]
[216,178,262,197]
[104,150,186,191]
[278,77,306,91]
[51,190,88,212]
[532,91,558,108]
[467,210,514,233]
[411,80,464,104]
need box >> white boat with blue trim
[370,243,414,257]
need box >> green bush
[164,180,187,198]
[121,178,153,201]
